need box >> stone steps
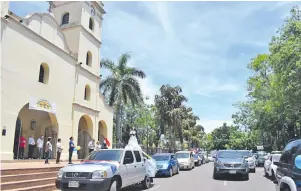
[1,166,59,190]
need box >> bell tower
[49,1,105,74]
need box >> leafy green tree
[100,53,146,146]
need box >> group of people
[88,139,108,153]
[16,135,108,165]
[16,134,46,159]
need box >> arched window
[89,17,94,30]
[62,13,69,25]
[38,63,49,84]
[86,51,92,66]
[84,85,91,101]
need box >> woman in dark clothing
[68,137,75,164]
[101,142,108,149]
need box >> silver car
[213,150,250,180]
[55,149,151,191]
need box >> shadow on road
[214,175,248,181]
[121,184,156,191]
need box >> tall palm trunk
[115,103,122,147]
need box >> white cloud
[197,118,233,133]
[138,77,159,105]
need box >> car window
[133,151,142,162]
[280,140,301,165]
[171,155,175,160]
[124,151,134,164]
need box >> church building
[0,1,113,160]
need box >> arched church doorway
[98,120,108,144]
[13,103,58,159]
[77,115,93,159]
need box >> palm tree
[100,53,146,146]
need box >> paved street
[122,163,276,191]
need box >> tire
[142,175,151,189]
[264,168,269,177]
[272,170,276,181]
[213,168,219,179]
[168,168,173,177]
[244,173,249,181]
[109,180,118,191]
[176,165,180,174]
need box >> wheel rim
[110,181,117,191]
[146,177,150,187]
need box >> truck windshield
[176,153,189,158]
[85,150,123,162]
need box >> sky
[9,1,300,133]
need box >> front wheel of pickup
[109,180,118,191]
[142,175,151,189]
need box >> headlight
[216,160,223,166]
[162,164,169,169]
[57,170,64,178]
[92,170,107,179]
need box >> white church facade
[0,1,113,160]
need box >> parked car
[240,150,256,173]
[208,154,214,162]
[264,153,281,180]
[275,139,301,191]
[200,152,209,163]
[152,153,179,177]
[271,151,282,154]
[175,151,195,170]
[193,154,202,166]
[55,149,152,191]
[198,153,206,164]
[213,150,249,180]
[256,151,268,166]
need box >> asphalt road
[122,163,276,191]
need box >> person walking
[19,134,26,159]
[36,135,44,159]
[28,135,36,159]
[68,137,75,164]
[95,141,101,151]
[56,138,63,164]
[88,139,95,153]
[45,137,52,164]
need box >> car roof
[153,153,172,156]
[176,151,191,153]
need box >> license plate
[68,181,79,188]
[229,170,236,174]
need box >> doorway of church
[12,103,58,159]
[77,115,93,159]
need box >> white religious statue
[125,130,142,150]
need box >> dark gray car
[213,150,250,180]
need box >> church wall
[1,18,75,160]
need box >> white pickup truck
[55,149,152,191]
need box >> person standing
[45,137,52,164]
[88,139,95,153]
[36,135,44,159]
[95,141,101,151]
[28,135,36,159]
[19,134,26,159]
[101,141,108,149]
[56,138,63,164]
[68,137,75,164]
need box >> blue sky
[9,1,300,133]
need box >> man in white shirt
[56,138,63,164]
[28,135,35,159]
[88,139,95,153]
[36,135,44,159]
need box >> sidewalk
[0,159,80,170]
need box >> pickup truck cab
[55,149,151,191]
